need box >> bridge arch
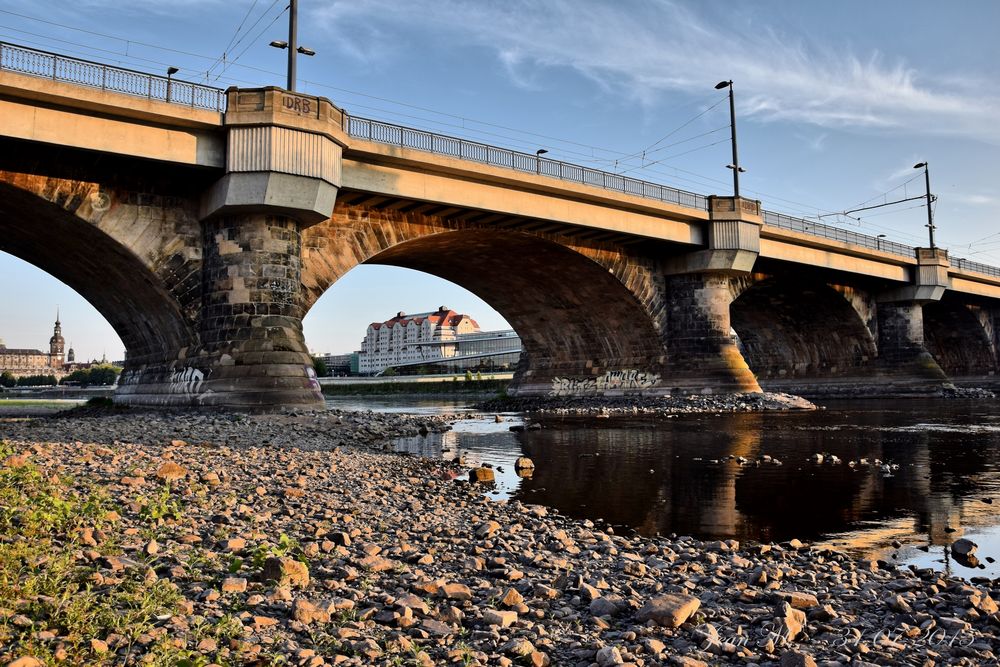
[301,201,670,394]
[923,298,997,378]
[729,276,877,382]
[0,172,202,369]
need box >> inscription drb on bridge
[280,92,314,117]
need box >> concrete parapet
[202,87,344,226]
[665,196,762,275]
[878,247,950,303]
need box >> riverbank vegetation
[322,377,509,397]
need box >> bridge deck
[1,39,998,294]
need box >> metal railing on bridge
[345,115,710,211]
[344,115,947,264]
[762,211,916,258]
[0,41,225,111]
[952,256,1000,278]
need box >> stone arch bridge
[1,45,999,408]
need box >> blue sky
[1,0,998,360]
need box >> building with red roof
[358,306,483,374]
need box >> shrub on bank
[0,442,184,664]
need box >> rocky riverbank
[2,409,1000,666]
[479,391,817,417]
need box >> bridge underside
[303,195,691,397]
[732,278,878,384]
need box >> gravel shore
[2,409,999,666]
[478,392,818,417]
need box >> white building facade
[358,307,480,374]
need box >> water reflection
[388,399,1000,577]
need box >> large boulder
[635,593,700,628]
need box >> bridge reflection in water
[391,399,1000,576]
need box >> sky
[1,0,998,360]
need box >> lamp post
[876,233,886,251]
[715,80,745,198]
[269,0,315,91]
[535,148,548,175]
[166,66,178,102]
[913,162,935,249]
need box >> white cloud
[308,0,1000,143]
[952,193,997,206]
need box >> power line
[0,8,223,62]
[856,203,927,220]
[846,171,925,212]
[0,28,259,88]
[633,125,730,160]
[205,0,263,78]
[617,138,731,176]
[617,95,728,164]
[213,3,288,80]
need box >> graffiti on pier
[305,365,321,392]
[167,367,206,395]
[549,370,661,396]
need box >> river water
[326,396,1000,579]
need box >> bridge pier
[116,87,345,409]
[660,196,762,394]
[875,248,950,390]
[188,213,322,408]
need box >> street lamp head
[269,40,289,49]
[914,162,927,169]
[297,46,316,56]
[715,80,732,90]
[877,234,887,238]
[536,149,548,156]
[166,66,179,76]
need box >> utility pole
[715,80,744,198]
[270,0,315,91]
[287,0,298,91]
[914,162,936,248]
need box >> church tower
[49,310,65,367]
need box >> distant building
[403,329,519,374]
[0,312,67,378]
[314,352,357,376]
[358,306,521,375]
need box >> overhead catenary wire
[205,0,263,79]
[617,138,732,176]
[212,2,288,80]
[615,94,728,164]
[0,28,266,89]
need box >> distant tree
[59,364,121,387]
[0,371,15,388]
[381,366,397,377]
[464,370,473,382]
[88,364,121,386]
[311,356,329,377]
[17,374,57,386]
